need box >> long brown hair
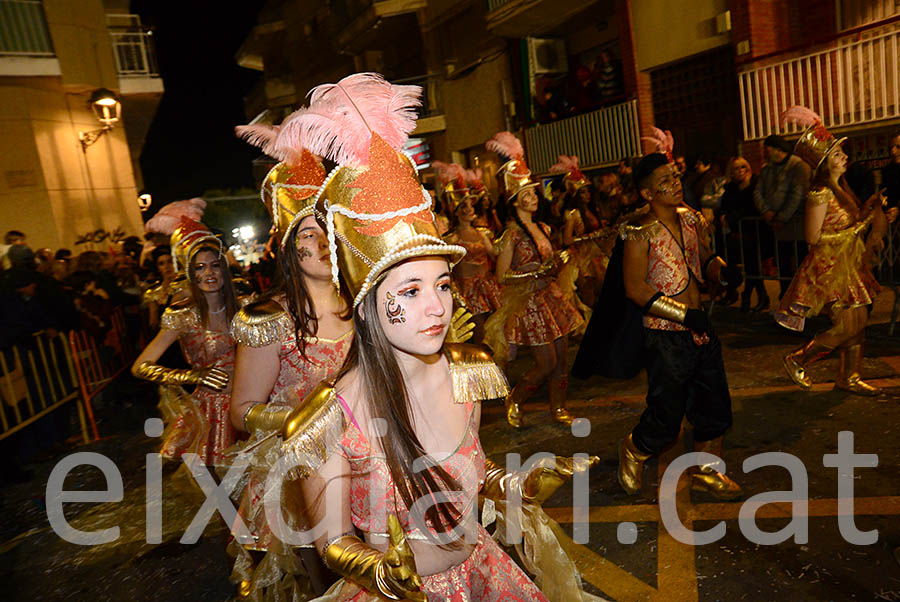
[187,244,238,329]
[812,155,861,218]
[335,281,462,542]
[265,228,351,360]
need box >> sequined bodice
[455,236,492,270]
[271,330,353,407]
[508,223,553,270]
[174,312,236,395]
[821,190,855,233]
[338,402,485,540]
[644,209,704,333]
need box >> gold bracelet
[648,295,688,324]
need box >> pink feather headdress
[432,161,466,187]
[274,72,421,167]
[641,127,675,160]
[144,198,207,235]
[485,131,524,160]
[549,154,580,174]
[465,168,485,191]
[780,105,821,129]
[234,123,292,162]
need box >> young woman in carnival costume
[132,216,245,467]
[266,72,600,602]
[551,154,613,308]
[227,125,349,599]
[438,162,502,345]
[466,168,503,236]
[482,132,584,429]
[776,106,889,396]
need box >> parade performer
[552,154,611,307]
[228,125,349,599]
[269,71,600,602]
[576,150,744,500]
[132,218,243,467]
[142,198,207,327]
[441,168,502,345]
[776,106,888,396]
[483,132,583,428]
[466,168,503,235]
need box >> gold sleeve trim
[160,303,199,331]
[808,187,833,206]
[231,299,294,347]
[619,220,659,241]
[445,343,510,403]
[281,382,346,476]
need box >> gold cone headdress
[277,73,465,307]
[485,131,537,201]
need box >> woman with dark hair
[224,141,351,598]
[467,168,503,236]
[273,75,598,601]
[483,133,584,429]
[444,195,502,344]
[777,106,888,395]
[131,225,244,467]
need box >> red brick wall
[618,0,655,144]
[731,0,837,63]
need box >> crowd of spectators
[533,51,624,123]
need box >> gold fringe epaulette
[808,187,833,206]
[231,299,294,347]
[281,382,346,477]
[445,343,509,403]
[160,300,199,331]
[619,220,659,241]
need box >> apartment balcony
[106,14,163,95]
[0,0,60,76]
[398,73,445,135]
[738,19,900,141]
[486,0,600,38]
[524,100,641,174]
[335,0,426,52]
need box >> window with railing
[106,13,159,77]
[0,0,53,56]
[839,0,900,30]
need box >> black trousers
[632,329,733,455]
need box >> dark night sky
[132,1,264,216]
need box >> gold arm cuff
[244,404,292,433]
[323,535,401,600]
[648,295,688,324]
[134,361,199,386]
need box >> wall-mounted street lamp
[138,193,152,211]
[78,88,122,152]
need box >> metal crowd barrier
[0,307,140,446]
[715,216,900,333]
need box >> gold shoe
[691,436,743,500]
[617,434,652,495]
[237,580,252,598]
[549,376,574,426]
[834,344,880,397]
[783,339,832,390]
[504,383,535,429]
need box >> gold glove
[483,455,599,506]
[445,307,474,344]
[134,361,229,391]
[243,403,292,433]
[500,255,559,285]
[323,515,426,601]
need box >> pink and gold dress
[445,229,502,315]
[496,223,583,346]
[775,187,880,331]
[158,302,241,467]
[230,297,354,552]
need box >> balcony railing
[486,0,511,11]
[109,31,159,77]
[738,26,900,140]
[524,100,641,174]
[0,0,53,56]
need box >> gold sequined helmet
[485,131,537,201]
[550,154,590,196]
[781,105,846,173]
[144,197,219,274]
[433,161,471,212]
[277,73,465,308]
[236,125,327,248]
[170,217,222,272]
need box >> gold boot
[504,383,536,429]
[835,343,880,396]
[549,376,575,426]
[783,339,833,390]
[690,437,743,500]
[618,434,652,495]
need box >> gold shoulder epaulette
[141,283,165,306]
[231,298,293,347]
[281,382,346,476]
[160,300,199,331]
[619,219,659,241]
[808,187,833,206]
[444,343,509,403]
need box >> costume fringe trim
[160,304,199,331]
[280,385,345,478]
[618,220,659,241]
[232,307,294,347]
[448,357,509,403]
[808,187,832,206]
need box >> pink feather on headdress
[485,131,524,160]
[465,168,484,188]
[275,72,421,167]
[549,154,580,174]
[780,105,822,128]
[144,198,206,235]
[433,161,465,186]
[641,126,675,157]
[235,124,295,162]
